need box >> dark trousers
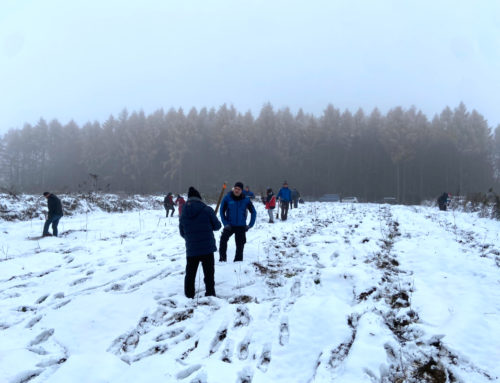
[293,199,298,208]
[438,204,447,211]
[219,226,246,262]
[280,201,289,220]
[165,205,175,217]
[43,215,62,236]
[184,253,215,298]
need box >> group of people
[40,181,300,299]
[262,181,301,223]
[163,193,186,217]
[179,180,303,299]
[179,182,257,298]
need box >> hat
[283,180,288,185]
[234,182,244,189]
[43,191,50,196]
[188,187,201,199]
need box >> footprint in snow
[221,339,234,363]
[279,317,289,346]
[238,335,251,360]
[290,278,301,297]
[25,315,43,328]
[233,305,251,328]
[257,343,272,372]
[28,328,54,346]
[69,276,91,286]
[209,325,228,355]
[268,301,281,320]
[236,367,253,383]
[35,294,49,304]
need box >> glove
[224,225,232,231]
[245,225,250,232]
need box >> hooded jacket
[179,197,222,257]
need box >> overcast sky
[1,0,499,135]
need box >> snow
[0,200,499,382]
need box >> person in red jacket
[264,188,276,223]
[176,194,186,216]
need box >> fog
[1,0,500,134]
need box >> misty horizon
[1,0,500,134]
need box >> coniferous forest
[1,102,499,203]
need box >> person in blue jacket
[179,187,222,298]
[277,181,292,221]
[219,181,257,262]
[243,185,255,199]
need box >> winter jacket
[220,192,257,228]
[291,189,300,201]
[277,187,292,202]
[176,196,186,214]
[437,193,448,206]
[265,193,276,210]
[164,195,174,207]
[243,189,255,199]
[179,197,221,257]
[47,194,63,217]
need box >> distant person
[277,181,292,220]
[291,188,300,209]
[494,195,500,220]
[437,192,449,211]
[164,192,175,217]
[175,194,186,216]
[42,192,63,237]
[264,188,276,223]
[243,185,255,199]
[179,187,222,299]
[485,188,496,204]
[219,182,257,262]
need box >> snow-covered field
[1,202,499,383]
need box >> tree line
[1,102,499,204]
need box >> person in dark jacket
[42,192,63,237]
[277,181,292,220]
[264,188,276,223]
[175,194,186,216]
[291,188,300,209]
[164,193,175,217]
[179,187,222,298]
[219,181,257,262]
[437,192,449,211]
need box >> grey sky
[1,0,499,135]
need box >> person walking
[179,187,222,299]
[291,188,300,208]
[264,188,276,223]
[219,182,257,262]
[437,192,449,211]
[175,194,186,216]
[42,192,63,237]
[164,192,175,217]
[277,181,292,220]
